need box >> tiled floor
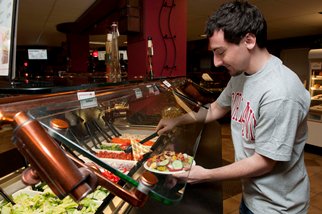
[220,123,322,214]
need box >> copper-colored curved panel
[12,111,97,202]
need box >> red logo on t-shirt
[231,92,256,143]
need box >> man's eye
[214,49,225,56]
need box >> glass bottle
[147,36,154,80]
[111,22,121,82]
[105,33,113,82]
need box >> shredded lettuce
[0,186,109,214]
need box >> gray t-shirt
[216,55,311,214]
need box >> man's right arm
[156,101,230,135]
[205,101,230,123]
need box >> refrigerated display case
[308,49,322,148]
[0,78,222,213]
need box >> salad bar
[0,78,223,213]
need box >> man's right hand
[155,118,179,135]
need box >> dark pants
[240,199,254,214]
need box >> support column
[66,33,89,73]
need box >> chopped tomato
[96,151,134,160]
[111,137,131,146]
[101,170,120,183]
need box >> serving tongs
[102,115,121,137]
[68,127,97,155]
[90,120,112,142]
[84,122,99,149]
[124,132,158,153]
[0,186,15,205]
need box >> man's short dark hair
[205,0,267,48]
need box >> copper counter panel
[12,111,96,202]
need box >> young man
[156,1,311,213]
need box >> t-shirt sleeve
[255,99,306,161]
[216,80,232,108]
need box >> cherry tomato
[101,170,120,183]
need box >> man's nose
[213,55,223,67]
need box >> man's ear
[244,33,256,49]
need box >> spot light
[92,50,98,58]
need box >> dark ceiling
[16,0,322,47]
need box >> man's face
[208,30,251,76]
